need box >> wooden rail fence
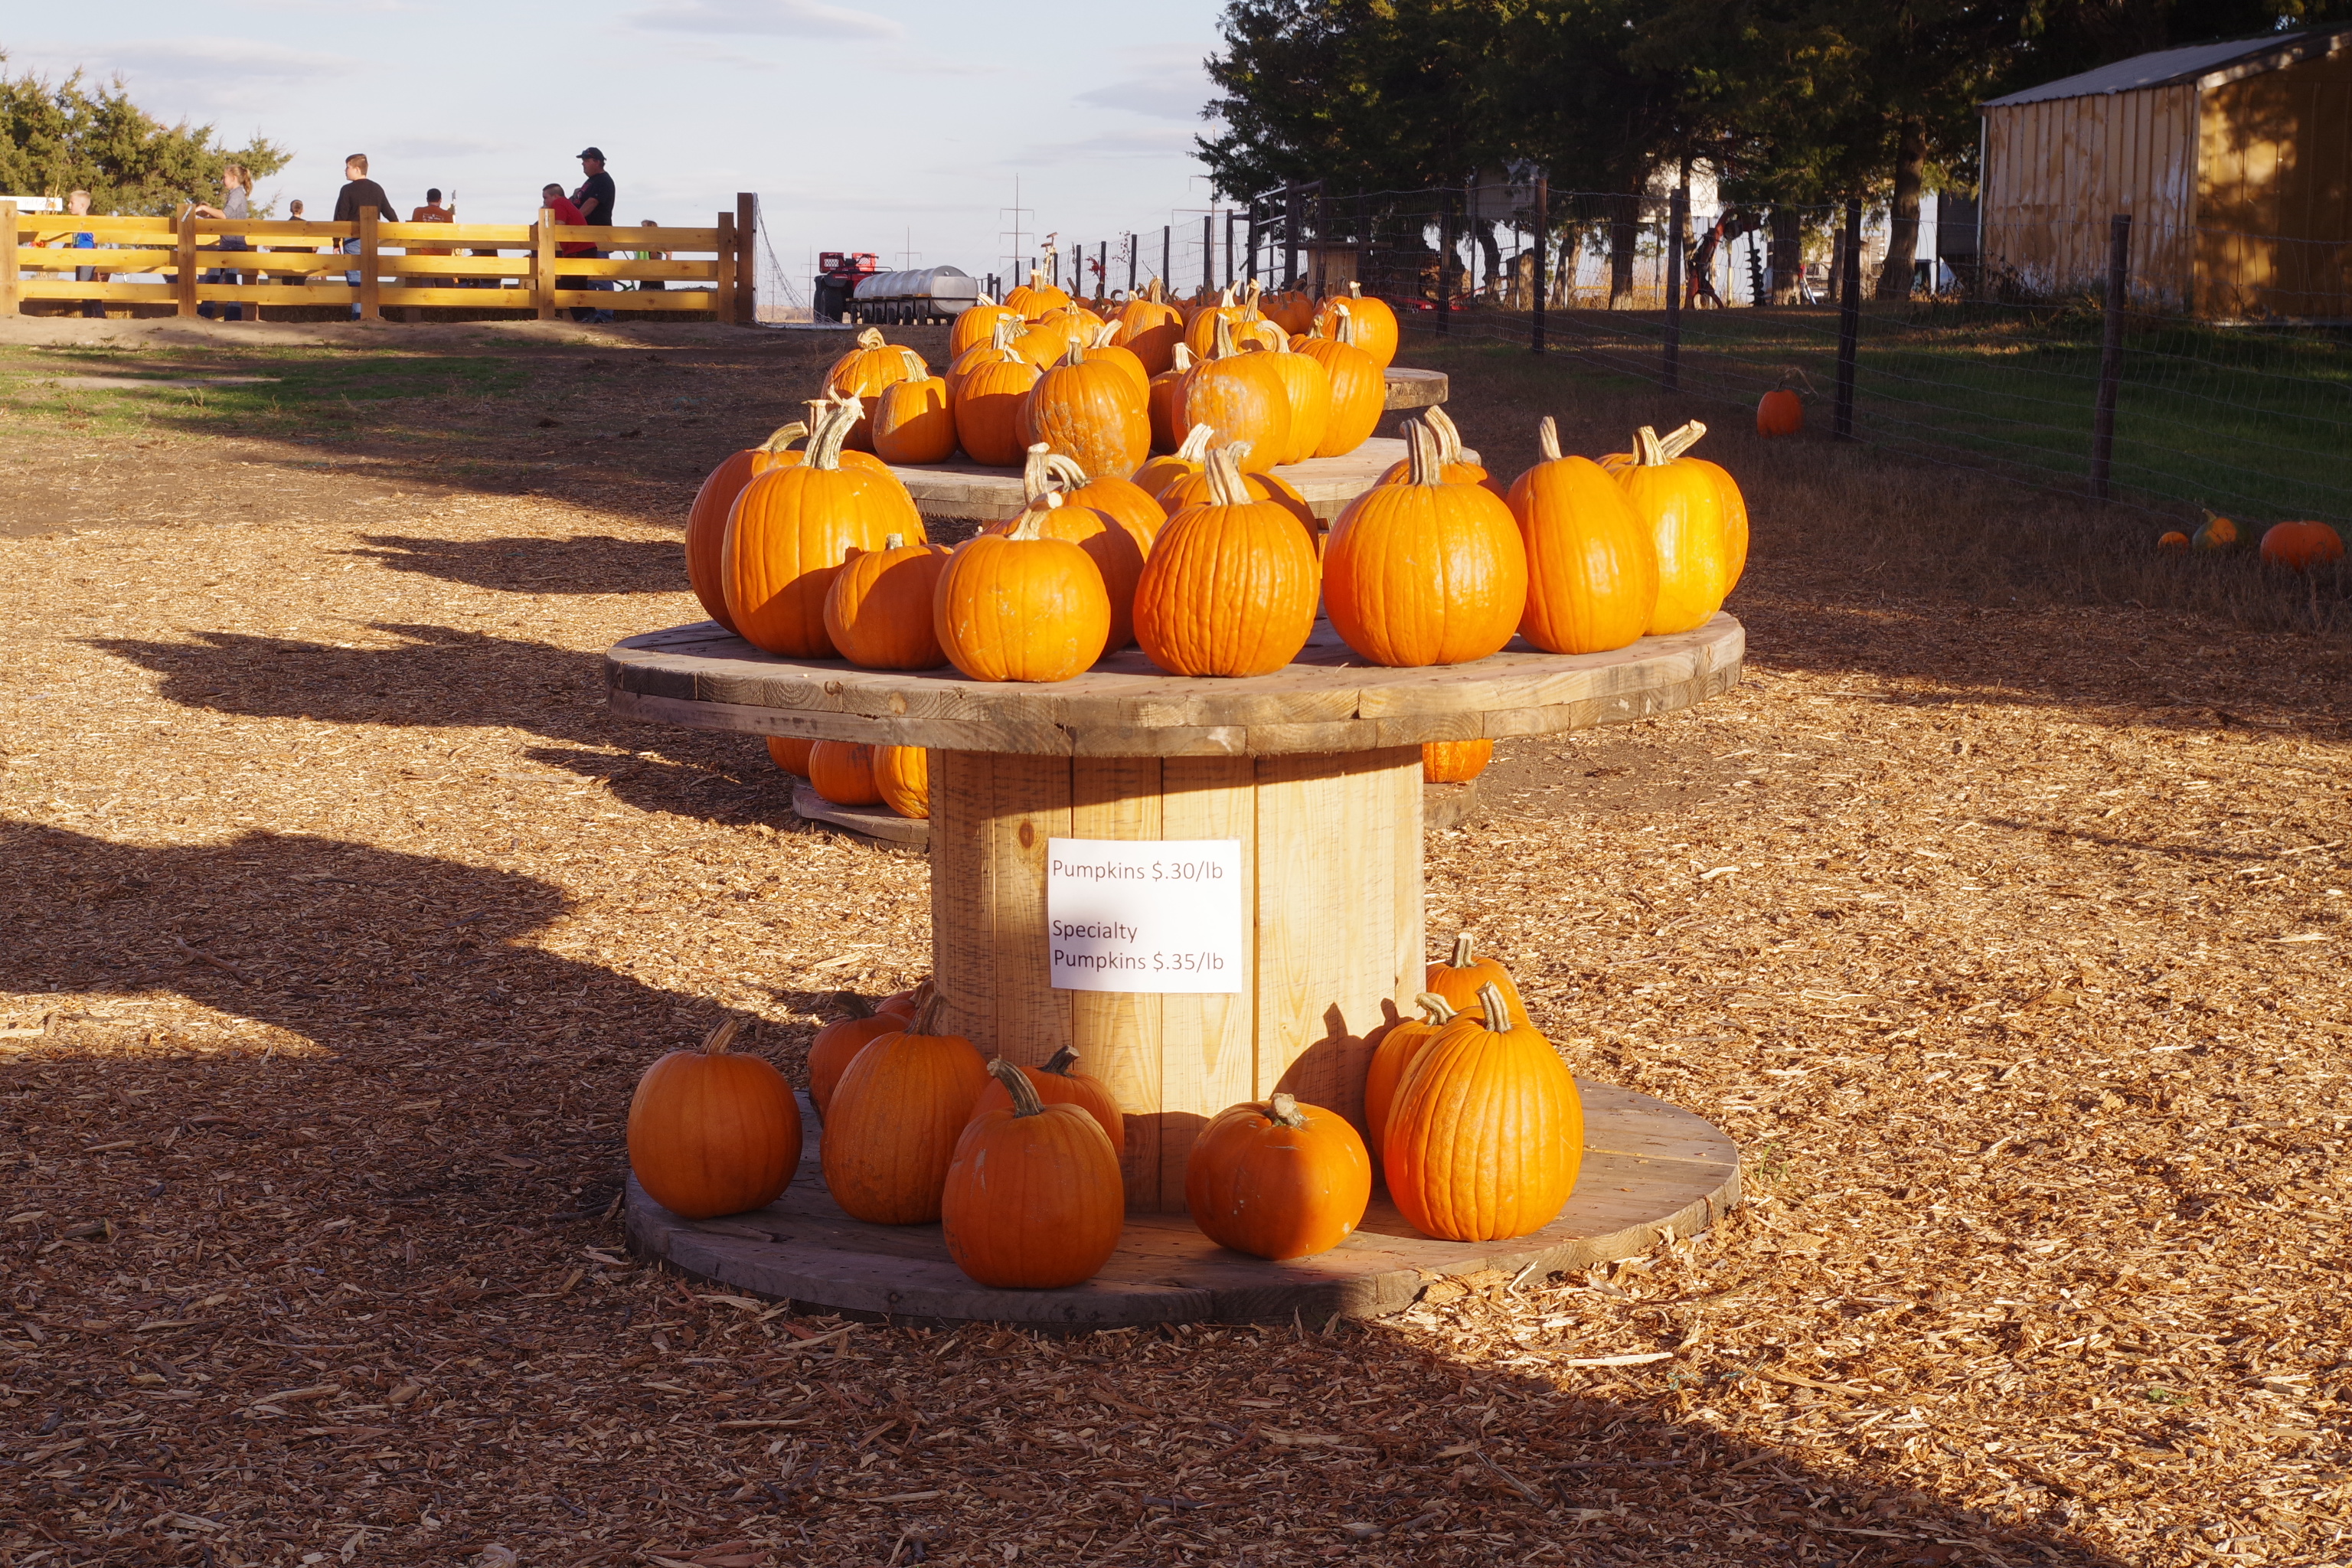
[0,193,757,322]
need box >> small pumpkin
[1181,285,1243,358]
[988,447,1152,650]
[965,1044,1123,1151]
[1004,267,1071,318]
[1295,306,1385,458]
[627,1017,802,1219]
[1422,738,1494,783]
[825,328,927,450]
[873,743,929,818]
[1615,423,1734,636]
[1507,416,1660,655]
[1756,387,1804,436]
[952,345,1045,468]
[1384,982,1583,1243]
[766,735,815,776]
[1184,1090,1370,1260]
[934,491,1112,682]
[1374,407,1498,495]
[946,314,1023,399]
[824,532,952,670]
[1314,282,1397,368]
[875,978,930,1020]
[1178,315,1292,475]
[2192,511,2240,551]
[1325,420,1528,668]
[807,740,882,806]
[942,1057,1125,1288]
[2156,529,2191,553]
[1424,933,1531,1026]
[807,991,902,1118]
[822,994,993,1224]
[1046,452,1169,546]
[1363,992,1458,1173]
[2259,520,2341,570]
[871,353,957,466]
[1018,336,1150,482]
[1133,446,1321,678]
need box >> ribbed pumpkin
[949,294,1019,357]
[626,1018,801,1220]
[1757,387,1804,436]
[942,1057,1124,1288]
[873,743,929,818]
[1145,345,1193,452]
[1135,421,1215,501]
[1615,423,1734,635]
[685,420,806,634]
[1384,982,1583,1242]
[1296,307,1384,458]
[965,1045,1122,1151]
[1004,267,1070,318]
[1315,282,1397,368]
[807,993,900,1118]
[1363,994,1457,1176]
[946,315,1023,399]
[1181,286,1242,358]
[1115,280,1184,374]
[821,995,992,1224]
[1259,342,1331,466]
[765,735,814,776]
[1018,337,1150,482]
[825,329,926,451]
[1325,420,1527,667]
[1152,442,1318,535]
[807,740,881,806]
[1424,933,1530,1026]
[1133,446,1320,677]
[1014,311,1080,371]
[823,532,952,670]
[871,358,957,465]
[1085,321,1152,401]
[2259,519,2346,570]
[721,400,926,658]
[1422,738,1494,782]
[2157,529,2192,552]
[1184,1091,1370,1260]
[1508,415,1660,655]
[987,448,1151,649]
[1048,453,1169,546]
[952,347,1044,467]
[1374,407,1498,495]
[1179,315,1291,473]
[934,492,1112,682]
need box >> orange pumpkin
[965,1045,1122,1151]
[1508,415,1660,655]
[1049,456,1169,546]
[1084,321,1152,402]
[934,492,1112,682]
[875,978,930,1020]
[1315,282,1397,368]
[1018,337,1150,482]
[2157,529,2191,553]
[1181,285,1243,358]
[1179,315,1291,474]
[1115,281,1184,374]
[807,993,901,1118]
[1145,345,1194,452]
[1014,311,1080,371]
[1363,994,1457,1177]
[766,735,815,776]
[1259,341,1331,466]
[823,533,952,670]
[942,1057,1125,1288]
[1004,267,1071,318]
[1424,933,1530,1026]
[1615,423,1734,635]
[1135,420,1215,501]
[1374,407,1498,495]
[807,740,881,806]
[2259,520,2343,570]
[1422,738,1494,782]
[952,347,1044,467]
[871,358,957,465]
[1325,420,1528,667]
[949,294,1019,358]
[1133,446,1321,678]
[1296,307,1384,458]
[1184,1091,1370,1259]
[822,995,994,1224]
[873,743,929,818]
[946,315,1023,400]
[825,329,926,450]
[987,447,1151,650]
[1152,444,1319,536]
[627,1017,801,1219]
[1756,387,1804,436]
[684,422,801,635]
[2193,511,2240,551]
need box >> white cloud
[5,37,355,116]
[1008,124,1211,168]
[374,135,510,158]
[623,0,902,41]
[1074,75,1212,122]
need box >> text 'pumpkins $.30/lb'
[872,742,929,818]
[1508,415,1660,656]
[807,740,881,807]
[952,345,1045,468]
[805,991,903,1118]
[942,1058,1125,1289]
[1362,993,1459,1178]
[824,329,927,450]
[988,448,1152,651]
[1184,1091,1370,1260]
[1179,315,1292,475]
[1133,446,1321,678]
[1425,931,1531,1026]
[934,492,1112,683]
[1421,738,1493,783]
[765,734,815,777]
[1324,420,1528,668]
[823,533,952,671]
[965,1045,1122,1151]
[1614,423,1736,637]
[1018,335,1151,482]
[721,399,926,658]
[1383,982,1584,1243]
[627,1017,802,1220]
[820,994,992,1225]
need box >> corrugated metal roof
[1982,28,2351,107]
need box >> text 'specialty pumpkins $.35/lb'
[821,995,992,1225]
[942,1057,1125,1289]
[627,1017,802,1220]
[1184,1091,1370,1260]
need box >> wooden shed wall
[1982,84,2199,304]
[2195,47,2352,318]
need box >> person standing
[332,154,396,320]
[192,163,253,322]
[64,189,106,318]
[570,147,616,324]
[410,187,455,294]
[541,182,593,313]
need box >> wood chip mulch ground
[3,327,2348,1568]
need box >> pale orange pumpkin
[1179,315,1291,469]
[1324,420,1528,667]
[1017,336,1150,482]
[1133,446,1320,678]
[1615,423,1734,635]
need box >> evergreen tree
[0,59,289,215]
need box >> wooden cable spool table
[606,614,1747,1325]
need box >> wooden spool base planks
[791,778,1481,849]
[625,1083,1739,1330]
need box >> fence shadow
[344,534,684,596]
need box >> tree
[0,58,289,215]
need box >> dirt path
[2,326,2347,1568]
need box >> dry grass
[3,324,2350,1568]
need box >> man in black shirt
[572,147,618,323]
[332,154,396,320]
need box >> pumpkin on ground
[765,735,815,776]
[807,992,902,1117]
[1295,306,1385,458]
[934,491,1112,682]
[942,1057,1125,1288]
[988,448,1152,650]
[825,330,926,450]
[1383,982,1583,1242]
[965,1045,1123,1151]
[952,347,1045,468]
[821,995,993,1224]
[1315,282,1398,368]
[824,533,952,670]
[1363,993,1459,1176]
[808,740,882,806]
[1133,446,1321,678]
[1756,387,1804,436]
[1018,337,1150,482]
[871,360,957,466]
[1424,933,1531,1026]
[627,1017,801,1219]
[1615,423,1734,636]
[1422,738,1494,782]
[2157,530,2191,552]
[2192,511,2239,551]
[1179,315,1292,475]
[1374,407,1498,495]
[2259,520,2344,570]
[1184,1091,1370,1260]
[1325,420,1528,667]
[1508,415,1660,655]
[873,744,929,819]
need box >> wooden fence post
[2089,213,2132,501]
[534,209,557,320]
[0,202,18,318]
[716,211,738,324]
[1530,175,1547,354]
[736,192,756,325]
[1664,183,1686,390]
[357,207,381,320]
[176,208,200,317]
[1834,198,1862,441]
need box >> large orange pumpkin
[627,1017,801,1219]
[823,533,952,670]
[934,492,1112,682]
[942,1057,1124,1288]
[949,294,1019,358]
[821,995,993,1224]
[1363,994,1458,1177]
[1315,282,1397,368]
[807,993,901,1118]
[965,1045,1122,1151]
[1259,341,1331,466]
[1133,446,1321,678]
[1296,308,1384,459]
[1508,415,1660,655]
[1115,281,1184,374]
[987,447,1152,650]
[2259,520,2345,570]
[873,743,929,818]
[1179,315,1291,474]
[946,314,1023,400]
[952,347,1044,468]
[1324,420,1528,667]
[1422,738,1493,782]
[1184,1091,1370,1260]
[1018,337,1150,482]
[685,419,842,634]
[1616,423,1734,635]
[1384,982,1583,1242]
[825,330,926,451]
[1374,407,1498,495]
[871,361,957,466]
[807,740,881,806]
[721,399,926,658]
[1424,933,1530,1026]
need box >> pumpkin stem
[1266,1091,1309,1129]
[1331,301,1361,348]
[989,314,1021,351]
[1203,444,1253,508]
[1091,320,1121,350]
[756,420,809,455]
[1632,425,1667,467]
[974,292,995,308]
[1425,405,1466,466]
[988,1057,1047,1118]
[700,1015,745,1054]
[1007,491,1062,541]
[1060,335,1089,368]
[1174,423,1217,463]
[1403,419,1444,487]
[1449,933,1475,968]
[854,327,885,350]
[1171,342,1196,374]
[884,533,905,550]
[1655,420,1708,460]
[898,348,928,381]
[1537,416,1562,464]
[1041,451,1093,490]
[1476,982,1514,1032]
[910,991,949,1037]
[1413,991,1459,1025]
[805,397,857,471]
[834,991,874,1021]
[1044,1046,1081,1077]
[1020,443,1059,504]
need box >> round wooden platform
[792,777,1483,848]
[625,1082,1739,1328]
[1381,367,1448,410]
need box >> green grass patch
[0,345,527,437]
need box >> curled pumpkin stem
[1425,405,1467,466]
[1631,425,1668,467]
[1475,982,1514,1031]
[910,991,950,1036]
[1006,490,1063,541]
[1173,423,1217,463]
[854,326,885,351]
[1091,320,1122,349]
[1171,341,1196,373]
[805,397,858,470]
[1656,420,1708,460]
[988,314,1021,351]
[700,1015,745,1054]
[756,420,809,455]
[988,1057,1046,1117]
[1266,1091,1308,1128]
[1403,419,1444,486]
[1202,445,1253,508]
[1413,991,1459,1024]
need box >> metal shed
[1980,27,2352,318]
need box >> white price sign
[1047,838,1244,994]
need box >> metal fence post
[1284,182,1301,288]
[1664,184,1686,389]
[2089,212,2132,501]
[1161,224,1171,291]
[1436,189,1453,336]
[1530,175,1547,354]
[1834,198,1861,440]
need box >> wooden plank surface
[789,782,926,845]
[1382,367,1449,410]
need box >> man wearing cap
[570,148,618,323]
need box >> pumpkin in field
[1384,982,1583,1242]
[807,740,881,806]
[2157,530,2191,553]
[1363,993,1458,1175]
[1134,446,1321,678]
[1756,387,1804,436]
[825,329,926,450]
[1018,337,1150,482]
[1424,933,1530,1026]
[766,735,815,776]
[965,1045,1122,1151]
[1179,315,1292,474]
[1084,321,1152,401]
[1508,415,1660,655]
[1115,280,1184,374]
[873,743,929,818]
[952,345,1045,467]
[949,294,1020,358]
[1422,738,1494,782]
[1004,267,1071,318]
[2192,511,2239,551]
[942,1057,1125,1288]
[1257,341,1331,466]
[1145,345,1194,452]
[1184,1091,1370,1260]
[1374,407,1498,495]
[722,399,925,658]
[1295,306,1385,458]
[1325,420,1527,667]
[2259,520,2342,570]
[807,992,903,1117]
[1615,423,1734,635]
[1315,282,1398,368]
[822,995,993,1224]
[824,533,952,670]
[871,358,957,466]
[935,492,1112,682]
[627,1017,801,1219]
[988,447,1152,650]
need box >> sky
[5,0,1240,303]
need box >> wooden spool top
[1380,366,1448,410]
[606,614,1743,759]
